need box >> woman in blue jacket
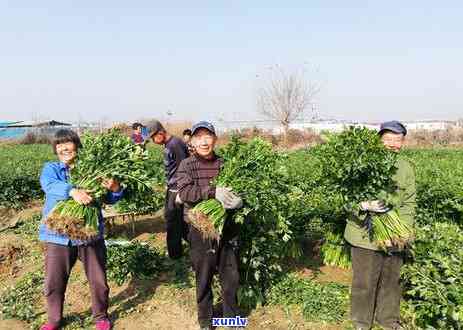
[39,129,123,330]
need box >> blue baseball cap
[379,120,407,136]
[191,121,216,136]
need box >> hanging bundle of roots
[187,199,226,241]
[45,200,100,241]
[371,210,414,251]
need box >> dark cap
[145,120,165,136]
[379,120,407,136]
[191,121,216,136]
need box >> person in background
[146,120,190,259]
[183,128,195,154]
[39,129,124,330]
[177,121,243,330]
[182,128,192,144]
[344,121,416,330]
[131,122,144,145]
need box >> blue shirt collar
[58,162,69,170]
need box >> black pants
[164,190,188,259]
[189,226,240,328]
[351,246,404,329]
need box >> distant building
[172,118,461,135]
[403,120,455,131]
[287,120,458,133]
[288,120,379,133]
[0,120,72,140]
[0,121,22,139]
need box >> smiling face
[191,128,217,159]
[381,131,405,152]
[56,142,78,165]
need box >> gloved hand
[359,200,389,213]
[175,193,183,205]
[215,186,243,210]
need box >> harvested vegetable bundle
[186,136,304,307]
[45,129,152,240]
[314,127,398,208]
[371,210,414,250]
[46,199,100,240]
[320,231,352,270]
[189,199,225,240]
[188,137,278,240]
[314,127,413,266]
[114,145,166,214]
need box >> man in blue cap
[146,119,190,259]
[176,121,243,330]
[344,120,416,330]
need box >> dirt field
[0,206,353,330]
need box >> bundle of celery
[188,136,282,240]
[320,231,352,270]
[189,199,226,240]
[313,127,403,267]
[114,145,166,215]
[45,129,152,240]
[314,127,398,210]
[46,199,100,240]
[371,210,414,251]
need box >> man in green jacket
[344,121,416,330]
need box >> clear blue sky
[1,1,462,124]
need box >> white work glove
[215,186,243,210]
[175,193,183,205]
[359,200,389,213]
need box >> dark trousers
[44,240,109,327]
[351,246,403,329]
[189,226,240,328]
[165,190,188,259]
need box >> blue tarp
[0,121,26,139]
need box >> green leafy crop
[313,127,398,207]
[402,222,463,329]
[106,241,165,286]
[0,270,44,321]
[267,273,349,323]
[45,129,154,240]
[0,144,54,209]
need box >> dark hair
[52,129,82,154]
[132,122,143,130]
[182,129,192,136]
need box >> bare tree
[257,65,320,143]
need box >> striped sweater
[177,153,239,240]
[177,153,222,204]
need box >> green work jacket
[344,158,417,251]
